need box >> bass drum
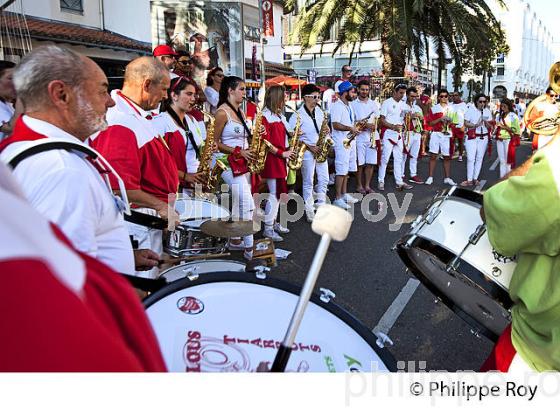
[396,187,515,341]
[144,272,396,372]
[159,260,246,283]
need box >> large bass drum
[144,272,396,372]
[395,187,516,341]
[158,260,246,283]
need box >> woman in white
[153,76,206,196]
[495,99,521,178]
[214,76,256,260]
[461,94,491,187]
[0,60,16,141]
[204,67,224,115]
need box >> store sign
[262,0,274,37]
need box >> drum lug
[319,288,335,303]
[184,267,199,281]
[254,266,269,280]
[373,331,394,349]
[470,328,482,339]
[425,207,441,225]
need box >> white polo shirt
[380,97,405,126]
[289,104,325,160]
[464,107,493,134]
[0,116,134,275]
[351,98,379,143]
[330,99,355,143]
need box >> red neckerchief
[0,116,45,153]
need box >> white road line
[475,180,487,192]
[372,277,420,336]
[489,158,499,171]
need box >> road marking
[474,180,486,192]
[372,277,420,336]
[489,158,499,171]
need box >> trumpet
[343,111,375,149]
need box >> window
[497,54,505,64]
[60,0,83,13]
[497,67,505,76]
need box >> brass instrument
[197,110,227,192]
[287,111,306,170]
[342,111,375,149]
[524,62,560,136]
[315,109,334,162]
[368,114,378,148]
[442,108,451,135]
[247,108,273,174]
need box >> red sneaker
[409,175,424,184]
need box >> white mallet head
[311,204,353,241]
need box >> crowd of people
[0,44,559,373]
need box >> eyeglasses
[343,68,353,72]
[438,95,448,98]
[178,59,191,64]
[215,73,224,77]
[304,95,319,99]
[548,93,557,98]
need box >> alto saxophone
[287,111,306,170]
[198,110,226,192]
[315,109,334,163]
[247,108,273,174]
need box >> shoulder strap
[7,140,98,169]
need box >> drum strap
[7,140,166,230]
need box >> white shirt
[322,88,335,112]
[289,104,325,160]
[0,99,14,141]
[402,101,424,132]
[450,101,468,127]
[380,97,405,125]
[351,98,379,142]
[204,87,219,114]
[464,107,493,134]
[0,116,134,275]
[330,99,355,143]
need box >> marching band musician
[260,85,294,242]
[495,98,521,178]
[330,81,359,209]
[90,57,179,279]
[400,87,424,185]
[450,91,468,162]
[378,84,412,191]
[0,46,159,276]
[461,94,492,187]
[351,80,380,194]
[213,76,256,260]
[289,83,329,223]
[525,86,560,150]
[153,76,206,196]
[425,89,456,186]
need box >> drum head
[175,198,230,227]
[160,260,246,283]
[144,272,396,372]
[397,237,511,341]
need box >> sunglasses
[178,59,192,64]
[304,95,319,99]
[439,95,448,98]
[215,73,224,77]
[343,69,353,72]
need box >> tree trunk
[381,33,407,98]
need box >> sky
[524,0,560,45]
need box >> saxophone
[197,110,226,192]
[287,111,306,170]
[247,108,273,174]
[315,109,334,163]
[342,115,372,149]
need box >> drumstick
[158,252,231,266]
[271,205,353,372]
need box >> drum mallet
[271,204,353,372]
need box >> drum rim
[144,271,398,371]
[175,197,231,223]
[396,235,512,342]
[159,259,246,276]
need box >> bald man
[0,45,162,275]
[90,57,179,279]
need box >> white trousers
[264,178,279,229]
[496,139,511,178]
[222,170,254,249]
[378,130,404,185]
[465,137,488,182]
[401,132,421,178]
[301,156,329,212]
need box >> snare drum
[159,260,246,283]
[144,272,396,372]
[164,198,230,256]
[396,187,516,340]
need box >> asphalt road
[256,140,533,372]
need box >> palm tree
[285,0,508,92]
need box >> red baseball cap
[153,45,178,57]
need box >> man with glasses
[525,86,560,150]
[461,94,492,186]
[450,92,468,161]
[330,81,359,209]
[335,65,353,97]
[401,87,424,184]
[289,84,329,221]
[351,80,380,193]
[173,51,193,77]
[378,84,411,191]
[153,45,178,78]
[425,89,456,186]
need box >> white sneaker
[425,177,433,185]
[274,223,290,234]
[263,229,283,242]
[378,181,385,191]
[328,174,335,186]
[243,250,253,261]
[333,198,351,209]
[305,210,315,223]
[443,178,456,186]
[344,193,359,204]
